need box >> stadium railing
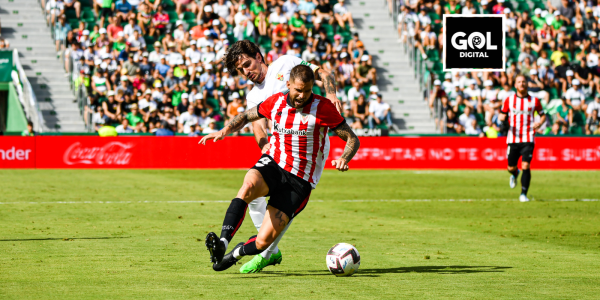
[38,0,92,132]
[385,0,443,133]
[11,49,44,133]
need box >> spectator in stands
[155,121,175,136]
[116,119,135,133]
[445,109,462,134]
[0,37,8,50]
[574,58,594,97]
[459,106,483,137]
[92,106,109,131]
[46,0,65,27]
[352,94,369,129]
[203,119,219,134]
[178,104,199,134]
[429,79,447,109]
[149,5,169,38]
[333,0,356,31]
[356,55,377,85]
[564,79,586,111]
[115,0,133,20]
[368,94,392,129]
[54,16,71,53]
[226,92,243,121]
[444,0,461,14]
[528,70,550,105]
[586,95,600,134]
[98,0,113,28]
[63,0,81,19]
[553,97,572,135]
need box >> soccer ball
[326,243,360,277]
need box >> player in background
[219,40,342,273]
[200,65,360,272]
[499,74,546,202]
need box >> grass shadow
[0,236,131,242]
[359,265,512,274]
[237,265,511,278]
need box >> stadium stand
[346,0,436,133]
[28,0,406,135]
[395,0,600,136]
[0,0,86,132]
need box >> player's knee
[239,181,256,197]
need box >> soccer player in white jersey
[200,65,359,272]
[214,40,341,273]
[499,74,546,202]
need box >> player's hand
[331,97,343,114]
[261,143,271,154]
[331,158,349,172]
[533,121,543,130]
[198,129,227,145]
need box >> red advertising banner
[328,137,600,169]
[1,136,599,169]
[0,137,36,168]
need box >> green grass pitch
[1,170,599,299]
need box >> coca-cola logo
[63,142,134,165]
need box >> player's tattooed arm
[331,122,360,171]
[316,68,342,113]
[199,106,265,145]
[225,106,263,133]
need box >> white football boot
[510,170,520,189]
[519,194,530,202]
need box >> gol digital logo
[443,15,505,71]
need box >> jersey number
[255,157,271,167]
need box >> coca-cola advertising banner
[1,136,599,169]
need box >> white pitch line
[0,199,598,205]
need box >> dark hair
[224,40,265,76]
[289,65,315,84]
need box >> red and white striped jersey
[501,94,544,144]
[258,92,345,188]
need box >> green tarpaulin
[0,51,13,82]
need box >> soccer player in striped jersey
[209,41,341,273]
[499,74,546,202]
[200,65,360,272]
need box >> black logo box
[443,15,506,71]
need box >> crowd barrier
[1,136,600,169]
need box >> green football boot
[239,250,283,273]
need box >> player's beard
[290,94,310,108]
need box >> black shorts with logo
[251,154,312,220]
[507,143,535,166]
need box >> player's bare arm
[252,119,270,153]
[533,114,546,130]
[316,68,343,113]
[331,122,361,172]
[199,107,263,144]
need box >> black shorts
[251,154,312,220]
[507,143,535,166]
[100,7,112,18]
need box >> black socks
[521,169,531,195]
[220,198,248,243]
[508,168,519,178]
[240,235,263,257]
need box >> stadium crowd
[43,0,387,135]
[398,0,600,135]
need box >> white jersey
[246,55,319,109]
